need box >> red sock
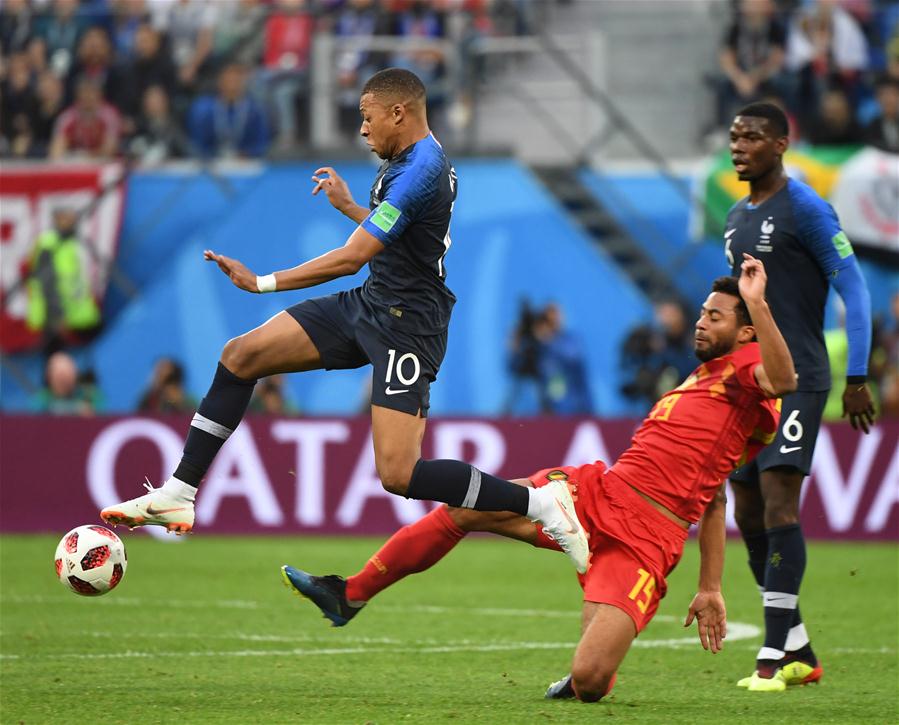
[345,506,466,602]
[533,523,563,552]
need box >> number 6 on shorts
[782,408,803,442]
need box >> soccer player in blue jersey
[100,68,588,572]
[724,102,876,692]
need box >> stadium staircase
[532,165,689,306]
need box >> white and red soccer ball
[54,525,127,596]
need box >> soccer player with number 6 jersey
[724,102,875,692]
[282,256,796,702]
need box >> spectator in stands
[503,299,546,415]
[211,0,266,70]
[116,22,177,122]
[0,52,38,157]
[803,86,864,145]
[653,299,697,388]
[32,351,99,415]
[34,0,88,78]
[714,0,788,129]
[0,0,34,57]
[29,70,66,156]
[390,0,447,110]
[109,0,149,60]
[151,0,214,93]
[25,35,49,78]
[65,26,125,109]
[888,34,899,81]
[331,0,390,138]
[138,357,196,413]
[49,76,122,158]
[128,84,191,161]
[262,0,315,149]
[25,206,102,352]
[187,62,270,158]
[535,302,593,415]
[786,0,869,111]
[248,375,299,415]
[619,299,695,409]
[864,75,899,152]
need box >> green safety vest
[26,231,101,332]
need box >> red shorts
[529,462,689,633]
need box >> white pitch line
[1,595,259,609]
[3,641,895,663]
[0,596,685,622]
[0,622,765,662]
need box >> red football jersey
[610,342,780,523]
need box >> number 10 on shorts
[628,568,656,613]
[385,349,421,386]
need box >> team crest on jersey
[757,216,775,252]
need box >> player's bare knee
[220,336,258,379]
[376,458,415,496]
[763,506,799,529]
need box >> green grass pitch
[1,534,896,724]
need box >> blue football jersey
[724,178,857,391]
[360,133,457,335]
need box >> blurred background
[0,0,896,537]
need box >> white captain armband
[256,274,277,293]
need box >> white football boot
[532,479,590,574]
[100,479,195,535]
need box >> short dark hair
[711,275,753,327]
[362,68,426,106]
[735,101,789,138]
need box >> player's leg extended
[370,403,588,571]
[344,493,551,602]
[757,466,820,683]
[101,312,323,533]
[282,487,557,626]
[569,602,633,702]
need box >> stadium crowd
[710,0,899,151]
[0,0,537,160]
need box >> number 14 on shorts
[628,568,656,613]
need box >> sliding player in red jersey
[283,255,797,702]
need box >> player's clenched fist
[204,249,257,293]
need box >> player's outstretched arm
[204,227,385,294]
[739,253,797,397]
[685,484,727,654]
[311,167,370,224]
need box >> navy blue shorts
[730,389,828,484]
[285,288,447,417]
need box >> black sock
[760,523,806,661]
[173,362,256,488]
[406,459,529,515]
[742,530,768,591]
